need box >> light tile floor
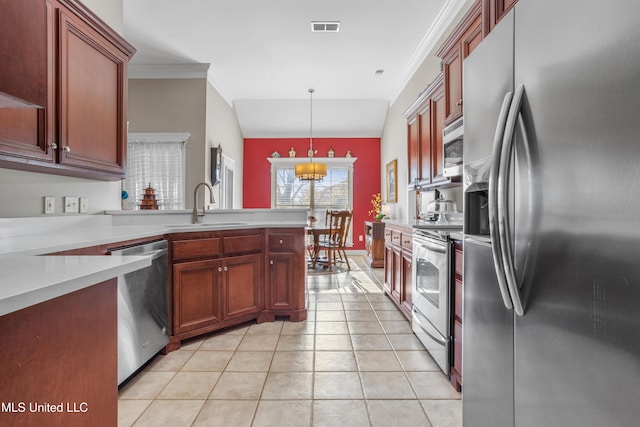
[118,256,462,427]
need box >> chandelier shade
[294,162,328,181]
[295,88,327,181]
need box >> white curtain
[123,133,188,210]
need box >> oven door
[411,233,452,337]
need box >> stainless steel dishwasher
[110,239,169,385]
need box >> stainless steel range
[411,222,462,374]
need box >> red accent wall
[243,138,381,250]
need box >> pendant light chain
[294,87,327,181]
[309,88,314,159]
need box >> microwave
[443,117,463,177]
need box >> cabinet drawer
[223,234,264,256]
[391,230,402,245]
[173,238,221,261]
[269,234,295,251]
[401,234,413,250]
[384,229,392,242]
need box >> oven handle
[489,91,515,311]
[412,235,448,254]
[413,308,449,346]
[498,84,525,316]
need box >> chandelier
[295,88,327,181]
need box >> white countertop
[0,255,150,316]
[0,212,308,316]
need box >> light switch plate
[79,197,88,213]
[64,196,79,213]
[44,196,55,214]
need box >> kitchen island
[0,255,150,426]
[0,209,309,410]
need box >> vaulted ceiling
[123,0,471,137]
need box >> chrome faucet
[192,182,215,224]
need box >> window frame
[268,156,357,242]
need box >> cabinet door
[57,7,128,177]
[407,116,420,186]
[401,249,413,317]
[391,245,402,304]
[223,254,263,319]
[0,0,50,107]
[268,253,295,310]
[173,259,221,334]
[442,47,462,125]
[383,241,394,296]
[461,13,483,58]
[485,0,518,34]
[418,103,432,184]
[0,0,55,165]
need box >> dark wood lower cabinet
[364,221,385,267]
[167,228,306,351]
[383,223,413,320]
[0,279,117,427]
[172,258,223,336]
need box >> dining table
[306,225,332,269]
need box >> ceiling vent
[311,21,340,32]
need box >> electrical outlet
[64,196,79,213]
[44,196,55,214]
[359,235,364,242]
[79,197,88,213]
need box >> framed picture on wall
[386,159,397,203]
[210,144,222,185]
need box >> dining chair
[318,210,352,271]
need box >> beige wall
[81,0,124,35]
[0,0,124,218]
[128,79,207,209]
[205,82,244,208]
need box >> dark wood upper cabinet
[436,0,483,125]
[483,0,518,36]
[0,0,135,180]
[405,74,456,189]
[0,0,50,108]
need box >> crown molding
[128,63,210,79]
[128,63,233,107]
[389,0,470,105]
[267,157,357,168]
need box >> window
[124,133,189,210]
[269,157,356,242]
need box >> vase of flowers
[368,193,384,221]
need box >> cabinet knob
[223,266,228,271]
[63,146,71,153]
[279,239,283,245]
[48,143,57,150]
[270,260,274,265]
[218,267,222,272]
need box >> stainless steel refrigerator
[462,1,640,426]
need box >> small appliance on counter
[420,190,460,224]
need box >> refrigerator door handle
[489,91,515,310]
[498,83,525,316]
